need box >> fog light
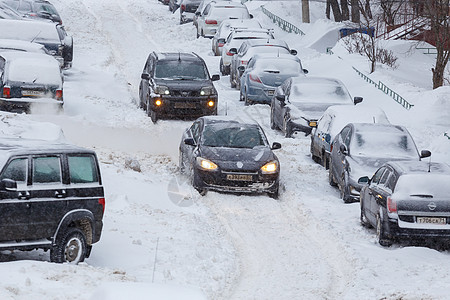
[155,99,162,106]
[207,100,215,107]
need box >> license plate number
[22,90,45,97]
[174,102,195,109]
[226,174,252,181]
[417,217,446,225]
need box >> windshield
[202,124,266,148]
[154,61,208,80]
[290,80,352,104]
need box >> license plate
[226,174,252,181]
[174,102,195,109]
[22,90,45,97]
[416,217,447,225]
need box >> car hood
[348,156,416,181]
[288,102,339,120]
[154,78,212,90]
[199,145,275,171]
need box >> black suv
[0,138,105,264]
[139,52,219,123]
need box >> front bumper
[194,167,279,194]
[151,96,217,117]
[288,119,313,135]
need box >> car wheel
[376,213,392,247]
[360,203,372,228]
[239,89,245,102]
[328,163,337,187]
[220,59,225,75]
[50,227,87,264]
[267,184,279,199]
[322,151,329,170]
[283,115,292,138]
[196,28,200,38]
[244,90,251,106]
[340,172,352,203]
[150,110,158,123]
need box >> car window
[18,1,32,12]
[68,155,99,184]
[203,3,210,15]
[371,167,385,184]
[385,173,397,191]
[191,121,201,142]
[379,169,390,186]
[155,61,207,80]
[317,114,331,133]
[0,157,28,183]
[339,126,351,144]
[32,156,61,184]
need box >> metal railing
[352,67,414,110]
[261,6,305,35]
[416,47,437,55]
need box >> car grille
[170,90,200,97]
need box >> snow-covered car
[211,18,262,56]
[359,160,450,247]
[196,1,252,38]
[0,137,105,264]
[0,38,64,67]
[0,19,73,69]
[179,116,281,198]
[3,0,62,24]
[219,28,274,75]
[192,0,211,27]
[270,76,363,138]
[310,104,390,169]
[239,53,308,105]
[179,0,202,24]
[0,51,64,112]
[138,52,220,123]
[230,39,297,89]
[329,123,431,203]
[0,1,22,19]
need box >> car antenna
[31,30,42,43]
[428,155,432,173]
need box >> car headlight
[155,85,170,95]
[261,161,278,174]
[200,86,214,96]
[196,157,218,171]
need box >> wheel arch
[53,209,95,246]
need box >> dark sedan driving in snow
[179,116,281,198]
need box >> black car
[2,0,63,24]
[328,123,430,203]
[139,52,219,123]
[358,160,450,247]
[179,116,281,198]
[179,0,202,24]
[0,137,105,264]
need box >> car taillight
[181,4,185,11]
[249,74,262,83]
[2,87,10,98]
[240,60,247,65]
[387,196,397,213]
[218,43,224,47]
[226,51,234,56]
[98,197,105,213]
[56,89,63,101]
[205,19,217,24]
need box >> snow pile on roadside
[0,113,65,141]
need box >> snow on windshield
[155,61,207,80]
[202,124,265,148]
[290,80,351,104]
[248,46,289,56]
[0,22,60,42]
[255,58,300,74]
[210,7,249,19]
[394,173,450,198]
[8,58,61,85]
[352,127,418,158]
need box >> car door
[365,167,386,223]
[184,120,202,171]
[140,55,153,103]
[332,125,352,184]
[314,113,332,159]
[372,168,396,216]
[272,79,290,127]
[0,156,31,241]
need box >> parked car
[2,0,62,24]
[0,38,64,67]
[310,104,389,169]
[196,1,252,38]
[158,0,170,5]
[0,1,22,19]
[179,0,202,24]
[211,18,262,56]
[329,123,431,203]
[230,39,296,89]
[0,137,105,263]
[0,51,64,112]
[270,76,362,138]
[138,52,220,123]
[179,116,281,198]
[0,19,73,69]
[168,0,180,13]
[239,53,308,105]
[220,28,274,75]
[358,160,450,247]
[193,0,211,27]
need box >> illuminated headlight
[155,85,170,95]
[200,86,214,96]
[261,161,278,174]
[196,157,218,171]
[207,100,215,107]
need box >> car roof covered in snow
[0,39,49,53]
[388,160,450,175]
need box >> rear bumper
[246,85,275,104]
[386,218,450,240]
[0,97,63,113]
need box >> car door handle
[55,190,67,198]
[18,191,30,200]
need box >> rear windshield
[8,58,61,85]
[254,58,301,75]
[395,174,450,198]
[210,7,249,18]
[290,80,352,104]
[155,61,208,80]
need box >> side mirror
[237,66,245,75]
[0,178,17,191]
[353,97,363,105]
[218,38,225,44]
[141,73,150,80]
[195,11,200,16]
[358,176,370,184]
[271,142,281,150]
[184,138,196,146]
[290,49,298,55]
[275,94,285,102]
[229,48,237,55]
[211,74,220,81]
[420,150,431,159]
[302,69,308,74]
[339,144,348,155]
[249,14,254,19]
[308,120,317,128]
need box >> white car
[196,1,252,38]
[0,38,64,67]
[219,28,274,75]
[211,18,262,56]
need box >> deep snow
[0,0,449,299]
